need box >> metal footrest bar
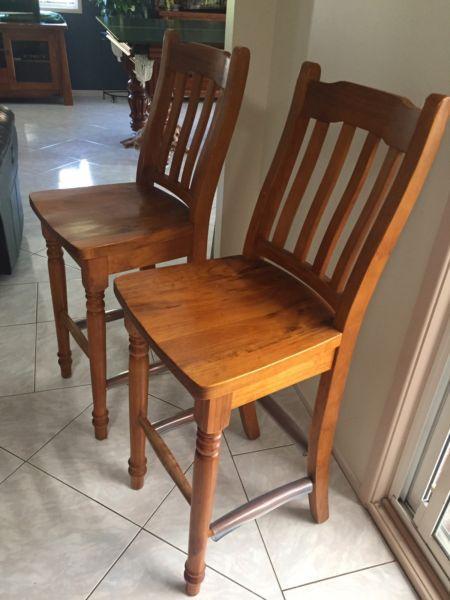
[63,313,89,357]
[259,395,308,452]
[139,415,192,505]
[153,408,195,434]
[75,308,124,330]
[106,361,166,389]
[209,477,313,541]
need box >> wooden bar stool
[114,62,449,595]
[29,30,250,440]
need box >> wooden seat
[29,30,250,440]
[114,61,449,596]
[114,256,342,400]
[30,183,193,266]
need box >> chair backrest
[244,62,449,334]
[137,30,250,259]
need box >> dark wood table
[97,15,225,132]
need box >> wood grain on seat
[30,183,193,263]
[114,256,342,400]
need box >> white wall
[220,0,450,489]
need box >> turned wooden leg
[184,428,222,596]
[126,318,150,490]
[83,260,109,440]
[239,402,260,440]
[45,236,72,378]
[123,55,148,132]
[307,355,348,523]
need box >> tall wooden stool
[114,62,449,595]
[29,30,249,440]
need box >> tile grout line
[84,461,193,599]
[142,459,193,530]
[148,391,190,412]
[0,382,91,401]
[0,445,25,462]
[222,433,286,598]
[281,559,398,593]
[224,434,398,596]
[229,441,296,458]
[0,456,25,485]
[33,282,38,393]
[25,400,93,462]
[84,528,143,600]
[141,449,267,599]
[26,462,144,529]
[147,530,267,600]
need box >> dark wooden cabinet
[0,22,73,105]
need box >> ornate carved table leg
[123,54,148,132]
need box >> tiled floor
[0,97,417,599]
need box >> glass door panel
[0,33,9,81]
[11,39,52,83]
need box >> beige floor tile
[0,386,91,459]
[0,324,36,397]
[90,529,260,600]
[225,387,309,456]
[149,370,195,409]
[0,283,37,325]
[0,464,138,599]
[0,448,23,483]
[234,445,393,589]
[30,389,196,526]
[284,562,417,599]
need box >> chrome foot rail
[209,477,313,541]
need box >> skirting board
[73,90,126,98]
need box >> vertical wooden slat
[181,78,216,188]
[294,123,356,261]
[137,66,175,184]
[272,120,329,247]
[244,63,322,254]
[331,146,402,292]
[313,132,380,277]
[170,72,203,181]
[159,71,188,171]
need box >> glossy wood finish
[115,61,449,594]
[45,232,72,378]
[0,23,73,105]
[184,427,222,596]
[30,30,250,440]
[126,318,150,490]
[115,257,342,401]
[32,184,193,264]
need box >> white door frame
[359,198,450,597]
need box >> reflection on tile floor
[0,98,416,598]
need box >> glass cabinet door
[0,33,9,82]
[11,39,52,83]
